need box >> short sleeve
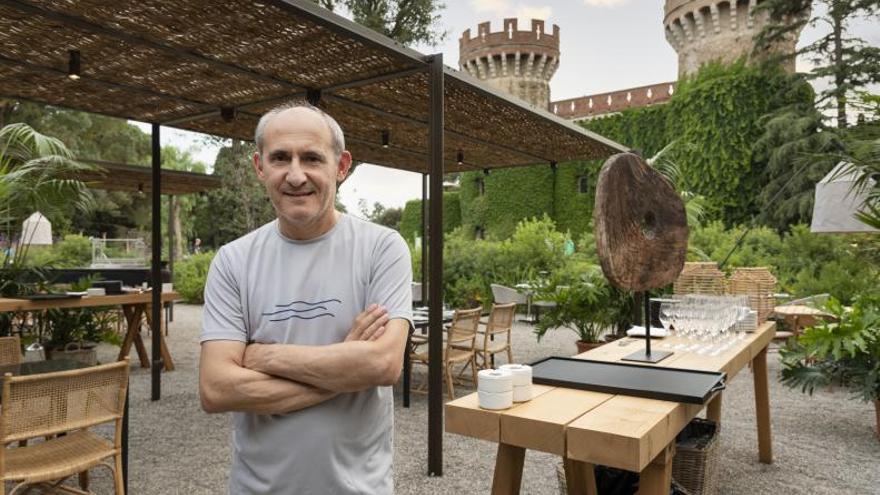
[200,247,248,343]
[366,232,413,326]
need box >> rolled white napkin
[477,369,513,393]
[478,389,514,410]
[499,364,533,403]
[626,326,667,338]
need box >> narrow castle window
[578,176,589,194]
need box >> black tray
[530,357,726,405]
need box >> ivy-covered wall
[457,61,814,237]
[398,191,462,242]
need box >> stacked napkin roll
[477,369,513,410]
[499,364,533,402]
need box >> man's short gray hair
[254,101,345,159]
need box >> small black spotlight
[381,130,390,148]
[220,107,236,123]
[137,183,144,195]
[456,150,464,166]
[68,50,81,81]
[483,168,490,176]
[550,160,558,171]
[306,89,322,106]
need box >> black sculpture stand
[622,292,672,363]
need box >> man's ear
[252,152,265,180]
[336,151,353,183]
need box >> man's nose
[285,160,308,187]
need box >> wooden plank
[566,395,701,472]
[500,388,611,455]
[445,385,554,442]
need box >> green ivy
[398,191,462,243]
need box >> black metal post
[151,123,163,401]
[421,173,428,304]
[644,292,652,356]
[427,53,444,477]
[167,194,174,322]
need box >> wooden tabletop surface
[446,321,775,473]
[0,291,182,312]
[773,305,832,317]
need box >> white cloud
[582,0,631,7]
[516,6,553,21]
[471,0,510,13]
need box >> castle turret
[664,0,807,77]
[459,18,560,109]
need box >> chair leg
[78,471,89,491]
[470,355,478,386]
[445,363,455,400]
[507,348,513,365]
[114,452,125,495]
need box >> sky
[135,0,878,216]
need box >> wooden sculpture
[594,152,689,292]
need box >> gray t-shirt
[200,214,412,495]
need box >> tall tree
[755,0,880,128]
[311,0,445,46]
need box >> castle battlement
[663,0,806,76]
[552,82,677,120]
[459,19,560,108]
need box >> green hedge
[174,251,215,304]
[398,191,462,243]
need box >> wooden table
[0,292,181,371]
[773,305,835,337]
[446,321,776,495]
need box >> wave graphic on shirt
[262,298,341,322]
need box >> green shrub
[175,251,215,304]
[25,234,92,268]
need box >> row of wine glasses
[655,295,753,356]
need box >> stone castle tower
[664,0,806,77]
[459,18,560,108]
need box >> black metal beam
[151,123,163,401]
[427,52,444,477]
[1,0,305,92]
[421,174,428,303]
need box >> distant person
[192,237,202,254]
[198,101,412,494]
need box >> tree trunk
[171,196,183,260]
[833,9,846,129]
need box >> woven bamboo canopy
[77,159,222,195]
[0,0,626,173]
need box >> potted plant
[534,266,618,354]
[781,294,880,440]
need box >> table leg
[639,443,674,495]
[707,392,722,426]
[78,471,89,490]
[563,457,597,495]
[491,443,525,495]
[753,346,773,464]
[117,306,150,368]
[145,306,175,371]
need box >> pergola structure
[76,159,222,195]
[0,0,627,479]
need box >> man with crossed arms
[199,101,412,494]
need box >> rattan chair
[475,303,516,370]
[410,307,481,399]
[0,336,22,366]
[0,360,129,495]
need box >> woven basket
[672,419,719,495]
[727,267,777,323]
[674,262,726,296]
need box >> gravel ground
[30,303,880,494]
